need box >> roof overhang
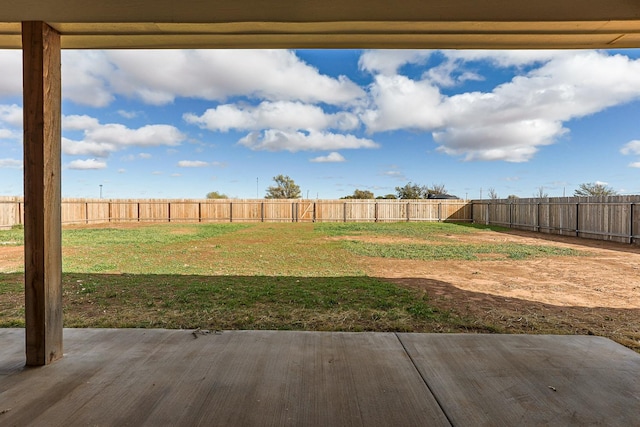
[1,0,640,49]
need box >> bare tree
[428,183,448,195]
[487,187,499,200]
[534,186,548,198]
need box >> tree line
[207,177,620,199]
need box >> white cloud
[171,173,182,177]
[61,114,185,157]
[441,50,566,68]
[138,153,152,159]
[0,51,22,97]
[62,138,116,157]
[361,50,640,162]
[621,140,640,156]
[381,170,405,179]
[178,160,209,167]
[106,50,364,106]
[310,152,346,163]
[62,51,116,107]
[424,61,483,88]
[361,75,444,133]
[1,49,364,107]
[185,101,359,133]
[0,104,23,128]
[0,158,22,169]
[67,159,107,170]
[63,115,101,130]
[359,50,432,75]
[238,130,379,152]
[628,162,640,168]
[117,110,139,119]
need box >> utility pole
[99,184,103,199]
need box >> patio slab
[1,329,639,426]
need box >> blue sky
[2,48,640,199]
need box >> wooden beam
[0,1,640,48]
[22,21,63,366]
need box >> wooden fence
[0,197,471,228]
[473,196,640,244]
[4,196,640,244]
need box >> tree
[376,194,397,199]
[428,183,448,195]
[342,189,374,199]
[534,186,548,198]
[507,194,520,200]
[265,174,301,199]
[395,182,427,199]
[206,191,228,199]
[574,182,618,197]
[487,187,499,200]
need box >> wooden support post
[22,21,62,366]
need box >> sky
[2,48,640,200]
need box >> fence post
[437,203,442,222]
[198,202,202,223]
[230,202,233,222]
[509,202,513,228]
[108,201,112,223]
[575,203,579,237]
[375,202,379,223]
[486,202,490,226]
[343,202,347,222]
[168,202,171,223]
[313,202,316,223]
[85,202,88,224]
[261,202,264,222]
[406,202,410,222]
[630,203,634,244]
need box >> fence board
[472,196,640,244]
[0,197,22,229]
[5,196,639,244]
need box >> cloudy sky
[2,48,640,199]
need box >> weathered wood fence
[473,196,640,244]
[0,197,471,228]
[3,196,640,244]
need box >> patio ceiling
[1,0,640,49]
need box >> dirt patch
[326,235,430,245]
[0,246,22,272]
[359,230,640,350]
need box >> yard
[0,222,638,352]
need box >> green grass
[0,272,460,332]
[314,221,507,239]
[0,221,596,340]
[341,240,583,260]
[0,224,24,246]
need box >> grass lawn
[0,221,591,335]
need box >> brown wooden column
[22,21,63,366]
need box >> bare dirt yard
[357,230,640,350]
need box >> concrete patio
[1,329,638,426]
